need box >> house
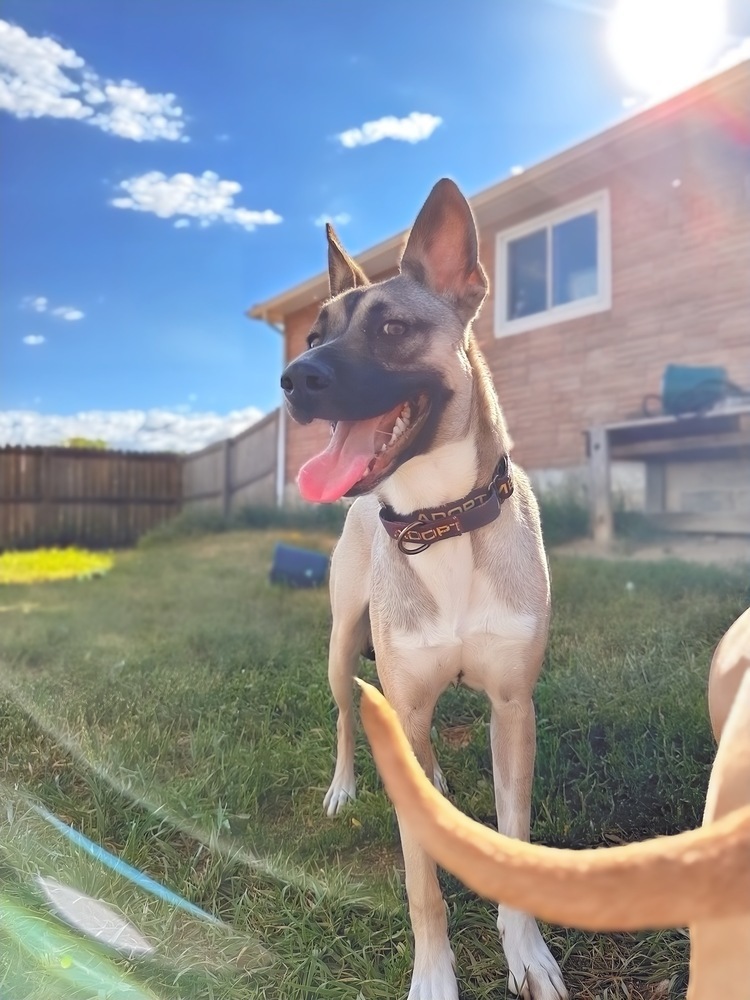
[249,61,750,521]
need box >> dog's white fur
[359,607,750,1000]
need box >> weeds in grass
[143,493,588,550]
[139,504,348,547]
[537,491,590,546]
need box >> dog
[358,608,750,1000]
[280,179,566,1000]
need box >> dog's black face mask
[281,340,451,501]
[279,179,487,504]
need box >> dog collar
[379,456,514,555]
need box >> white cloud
[0,406,265,453]
[21,296,84,320]
[88,80,185,142]
[22,334,45,346]
[22,295,48,312]
[0,19,186,141]
[174,218,190,229]
[509,165,525,176]
[313,211,351,228]
[337,111,442,148]
[51,305,84,321]
[111,171,282,231]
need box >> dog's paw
[507,961,568,1000]
[323,773,356,817]
[407,946,458,1000]
[432,762,449,796]
[500,909,567,1000]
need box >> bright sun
[608,0,727,97]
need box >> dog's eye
[307,332,322,349]
[381,321,407,337]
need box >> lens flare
[608,0,727,97]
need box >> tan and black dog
[281,179,566,1000]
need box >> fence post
[39,448,53,546]
[588,425,613,545]
[221,438,232,519]
[275,405,285,508]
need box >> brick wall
[473,136,750,474]
[281,121,750,497]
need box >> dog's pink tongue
[298,417,382,503]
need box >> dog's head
[280,178,488,503]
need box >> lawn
[0,527,746,1000]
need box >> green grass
[0,528,746,999]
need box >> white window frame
[494,189,612,338]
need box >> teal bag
[661,364,728,416]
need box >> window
[495,190,611,336]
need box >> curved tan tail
[708,606,750,742]
[689,628,750,1000]
[357,679,750,933]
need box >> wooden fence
[182,409,279,514]
[0,410,280,550]
[0,446,182,549]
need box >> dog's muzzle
[280,355,334,419]
[281,348,436,425]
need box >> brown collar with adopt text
[379,456,514,555]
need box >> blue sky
[2,0,748,451]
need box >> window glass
[507,228,547,319]
[551,210,598,306]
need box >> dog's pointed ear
[326,223,369,297]
[400,178,487,322]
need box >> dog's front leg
[324,519,371,817]
[323,610,369,816]
[489,690,567,1000]
[383,672,458,1000]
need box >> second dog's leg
[490,692,567,1000]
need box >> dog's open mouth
[297,395,430,503]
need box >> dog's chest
[393,536,535,651]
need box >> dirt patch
[552,533,750,569]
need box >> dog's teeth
[389,421,403,445]
[380,442,387,453]
[384,407,413,450]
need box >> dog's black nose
[280,355,333,399]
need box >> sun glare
[608,0,727,97]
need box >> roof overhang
[248,61,749,329]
